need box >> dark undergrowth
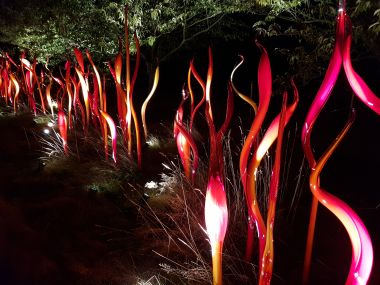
[0,107,379,285]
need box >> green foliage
[249,0,380,85]
[0,0,123,65]
[369,8,380,35]
[0,0,378,85]
[0,0,305,64]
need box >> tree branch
[159,13,226,63]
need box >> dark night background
[0,0,379,284]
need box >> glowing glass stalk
[86,51,103,111]
[112,52,128,147]
[189,59,206,130]
[10,74,20,113]
[203,47,233,285]
[20,58,37,115]
[0,69,3,98]
[302,9,344,282]
[187,65,195,116]
[205,175,228,285]
[129,33,142,169]
[173,86,200,183]
[6,53,18,68]
[310,110,373,285]
[46,79,54,117]
[62,61,73,129]
[239,41,272,262]
[58,107,68,155]
[174,89,192,180]
[33,58,46,114]
[73,78,86,131]
[141,66,159,140]
[100,111,117,163]
[74,47,85,73]
[255,80,299,163]
[90,75,101,129]
[246,80,298,270]
[174,121,199,183]
[342,16,380,115]
[302,5,377,283]
[101,75,109,160]
[205,48,214,121]
[75,67,90,132]
[240,41,272,192]
[1,69,9,105]
[259,91,288,285]
[230,55,258,114]
[21,58,46,113]
[124,6,134,158]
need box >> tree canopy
[0,0,379,83]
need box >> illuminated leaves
[369,9,380,35]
